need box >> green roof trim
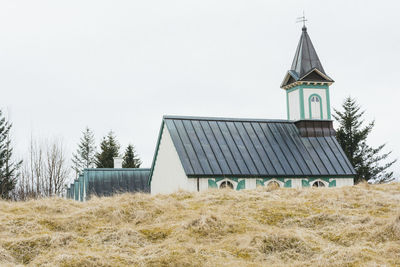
[148,120,165,186]
[186,175,355,179]
[83,168,151,172]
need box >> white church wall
[291,178,303,188]
[185,177,353,192]
[199,178,208,191]
[335,178,354,187]
[151,126,193,195]
[246,179,257,189]
[288,90,300,120]
[303,88,327,119]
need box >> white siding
[291,178,303,188]
[288,90,300,120]
[199,178,208,191]
[303,88,328,119]
[151,126,193,195]
[335,178,354,187]
[246,179,257,189]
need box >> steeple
[282,26,334,121]
[281,26,333,89]
[291,26,325,78]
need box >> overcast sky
[2,0,399,178]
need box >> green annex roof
[85,168,150,197]
[67,168,150,201]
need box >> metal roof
[281,26,333,88]
[161,115,355,178]
[84,168,150,196]
[67,168,150,200]
[291,26,326,78]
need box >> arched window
[220,181,234,189]
[267,181,280,189]
[309,94,322,119]
[312,181,325,187]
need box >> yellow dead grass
[0,182,400,266]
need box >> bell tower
[281,25,334,121]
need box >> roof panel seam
[208,121,235,174]
[248,122,280,174]
[216,121,247,175]
[315,137,341,175]
[171,120,196,175]
[232,122,263,175]
[275,123,311,175]
[197,120,225,175]
[301,138,328,174]
[258,122,295,175]
[308,137,335,175]
[323,136,347,174]
[329,136,356,174]
[187,120,216,175]
[203,121,232,175]
[178,120,206,175]
[241,122,273,174]
[286,125,321,174]
[265,123,298,174]
[286,126,321,175]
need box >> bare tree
[45,139,69,196]
[32,137,45,196]
[13,136,70,200]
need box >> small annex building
[149,25,356,194]
[66,168,150,201]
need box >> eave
[281,68,334,90]
[281,80,333,90]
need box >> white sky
[2,0,399,177]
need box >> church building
[149,25,356,194]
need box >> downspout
[197,178,199,192]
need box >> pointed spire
[290,26,325,78]
[281,26,333,89]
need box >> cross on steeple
[296,11,307,28]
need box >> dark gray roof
[67,168,150,200]
[85,168,150,196]
[291,26,325,78]
[161,115,355,178]
[281,27,333,88]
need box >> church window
[220,181,234,189]
[267,181,280,189]
[312,181,325,187]
[309,94,322,119]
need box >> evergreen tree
[334,97,396,184]
[0,110,22,199]
[95,131,120,168]
[72,127,96,176]
[122,144,142,168]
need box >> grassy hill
[1,183,399,267]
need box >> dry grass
[1,183,400,266]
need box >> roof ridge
[83,168,151,171]
[163,115,294,123]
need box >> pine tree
[72,127,96,176]
[122,144,142,168]
[334,97,396,184]
[0,110,22,199]
[95,131,120,168]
